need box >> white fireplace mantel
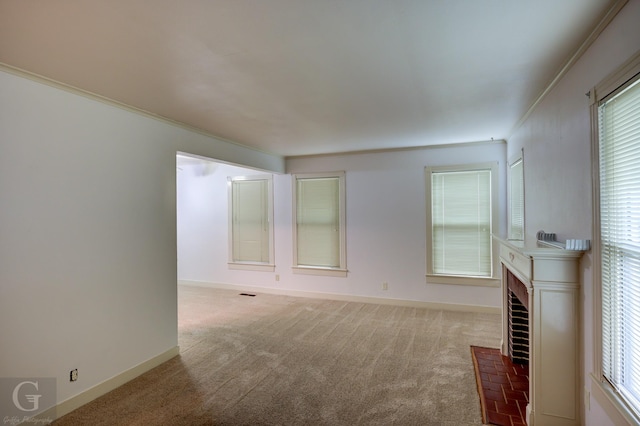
[494,236,585,426]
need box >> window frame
[425,162,499,287]
[292,171,347,277]
[591,50,640,425]
[227,174,275,272]
[507,150,525,241]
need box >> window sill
[293,266,347,277]
[228,262,275,272]
[590,373,639,426]
[425,274,500,287]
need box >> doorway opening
[175,152,274,336]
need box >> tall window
[293,172,346,277]
[228,175,274,271]
[596,71,640,418]
[508,152,525,241]
[426,163,498,284]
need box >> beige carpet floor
[53,285,501,425]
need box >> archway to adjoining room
[175,152,276,335]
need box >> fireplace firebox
[507,268,529,364]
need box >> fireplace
[496,236,584,426]
[507,268,529,364]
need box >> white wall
[177,142,506,310]
[507,0,640,424]
[0,69,283,411]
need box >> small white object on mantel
[536,230,590,251]
[566,239,590,251]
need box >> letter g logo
[12,380,41,412]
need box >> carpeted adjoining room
[53,285,501,425]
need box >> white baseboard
[178,279,500,314]
[29,346,180,424]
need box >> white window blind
[509,157,525,241]
[294,172,346,270]
[230,178,270,263]
[296,177,341,268]
[599,77,640,414]
[430,168,492,277]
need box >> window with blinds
[293,172,346,276]
[228,175,274,271]
[598,76,640,416]
[426,163,497,280]
[508,154,525,241]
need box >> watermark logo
[12,382,41,412]
[0,378,56,425]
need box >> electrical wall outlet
[70,369,78,382]
[382,282,388,291]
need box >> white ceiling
[0,1,619,157]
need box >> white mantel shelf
[493,235,586,426]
